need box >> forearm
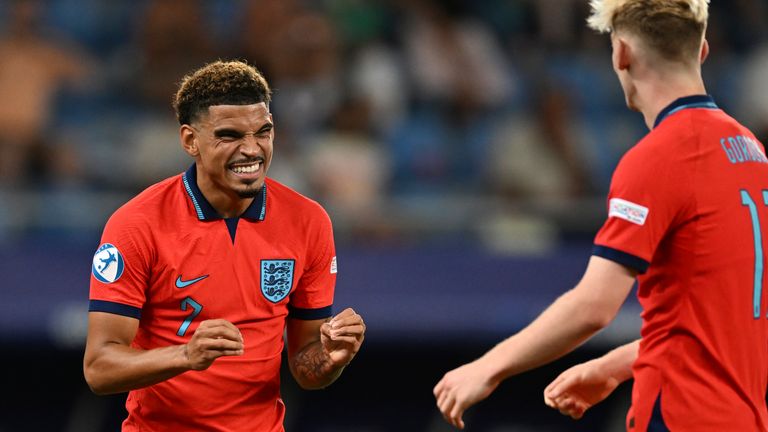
[595,339,639,383]
[481,288,613,384]
[84,343,190,395]
[290,340,345,390]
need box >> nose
[239,133,263,155]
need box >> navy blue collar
[181,164,267,221]
[653,94,718,129]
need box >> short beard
[237,184,263,199]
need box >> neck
[634,69,707,129]
[196,173,254,219]
[202,186,254,218]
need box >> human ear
[180,125,199,157]
[700,38,710,64]
[614,36,632,71]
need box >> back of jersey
[595,100,768,431]
[638,107,768,430]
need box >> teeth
[232,163,260,174]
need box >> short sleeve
[89,208,153,319]
[593,142,692,274]
[288,205,336,320]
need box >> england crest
[261,259,294,303]
[92,243,125,283]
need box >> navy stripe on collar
[182,164,267,221]
[653,94,718,129]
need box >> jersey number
[177,297,203,336]
[741,190,768,319]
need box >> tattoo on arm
[293,342,343,388]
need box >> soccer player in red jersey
[434,0,768,430]
[83,60,365,431]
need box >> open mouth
[229,158,264,178]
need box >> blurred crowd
[1,0,767,245]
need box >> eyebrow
[213,128,242,137]
[257,123,274,133]
[212,123,273,137]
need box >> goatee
[237,185,263,199]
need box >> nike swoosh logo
[175,274,209,288]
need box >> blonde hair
[588,0,709,33]
[587,0,709,62]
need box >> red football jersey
[594,96,768,431]
[89,165,337,431]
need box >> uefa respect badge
[92,243,125,283]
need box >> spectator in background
[329,0,408,134]
[237,4,343,193]
[400,0,512,110]
[257,7,342,139]
[128,0,215,109]
[741,41,768,143]
[392,0,514,191]
[487,83,593,200]
[347,39,407,135]
[114,0,216,188]
[237,0,302,80]
[304,96,392,240]
[0,0,94,186]
[738,0,768,144]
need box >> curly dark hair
[173,60,272,125]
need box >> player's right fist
[184,319,244,370]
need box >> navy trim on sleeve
[592,245,649,274]
[287,305,333,320]
[89,300,142,319]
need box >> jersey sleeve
[288,205,336,320]
[89,208,153,319]
[593,140,693,274]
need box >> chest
[144,220,307,329]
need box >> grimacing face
[185,103,274,202]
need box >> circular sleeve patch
[92,243,125,283]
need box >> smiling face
[181,103,274,216]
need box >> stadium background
[1,0,767,430]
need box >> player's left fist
[320,307,365,366]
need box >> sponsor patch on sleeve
[609,198,649,226]
[92,243,125,283]
[330,256,337,274]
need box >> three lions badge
[261,259,294,303]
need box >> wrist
[595,351,632,383]
[476,353,505,387]
[177,344,194,370]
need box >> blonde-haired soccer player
[434,1,768,430]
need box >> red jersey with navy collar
[593,95,768,431]
[89,165,337,431]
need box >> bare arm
[434,256,637,429]
[286,308,365,390]
[544,339,639,419]
[83,312,244,395]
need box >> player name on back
[720,135,767,164]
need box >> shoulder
[617,112,706,173]
[106,174,184,232]
[265,178,331,224]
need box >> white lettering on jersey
[609,198,649,226]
